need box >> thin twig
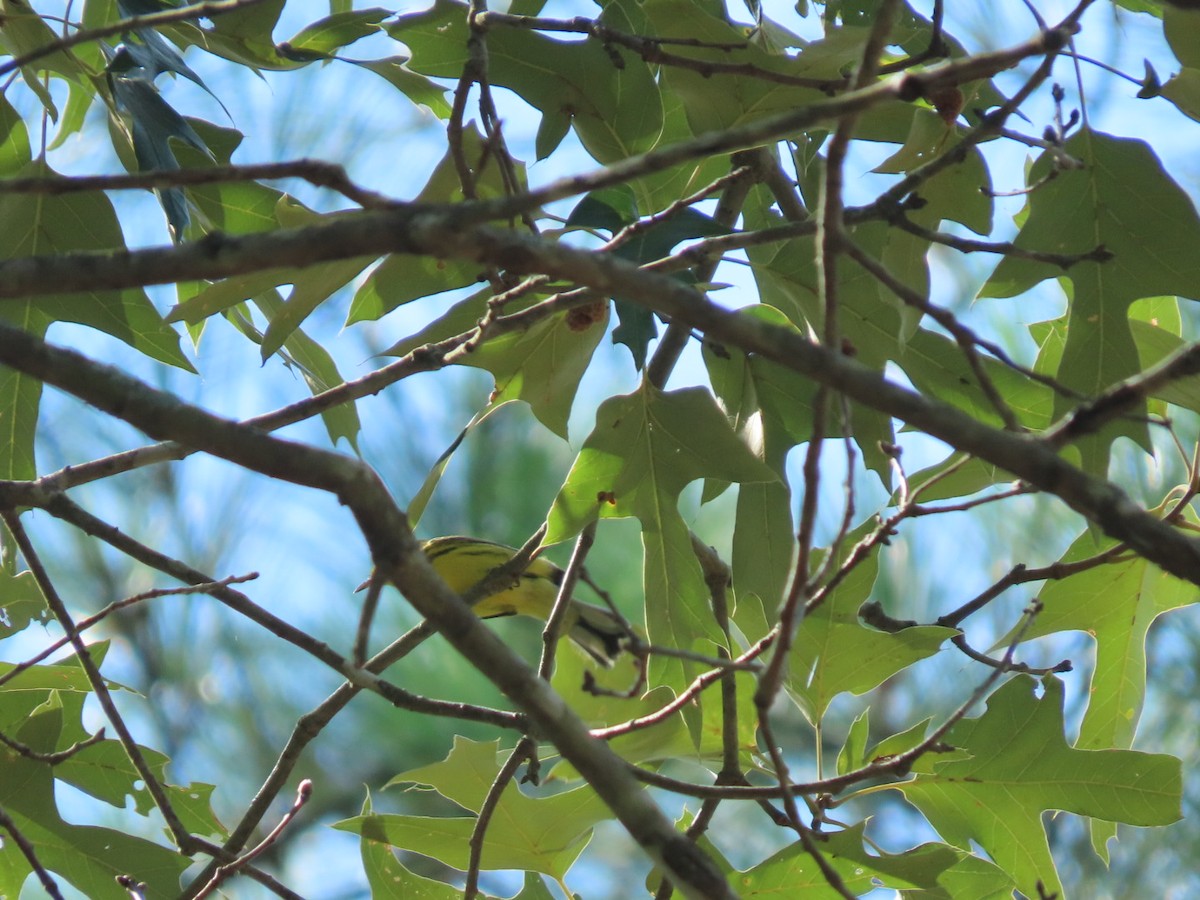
[604,167,751,255]
[0,803,64,899]
[641,644,762,671]
[645,158,758,387]
[539,523,598,680]
[1042,343,1200,448]
[950,633,1071,675]
[877,0,947,75]
[0,727,107,764]
[0,161,398,209]
[592,627,779,741]
[193,780,312,899]
[464,739,533,900]
[843,237,1021,430]
[2,511,196,851]
[937,545,1130,628]
[810,394,859,592]
[893,213,1109,269]
[808,460,1030,620]
[0,574,256,690]
[997,125,1084,166]
[476,11,842,90]
[353,574,384,665]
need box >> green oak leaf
[0,95,32,177]
[1160,67,1200,122]
[548,385,776,686]
[875,112,994,236]
[898,852,1017,900]
[547,647,759,776]
[157,0,291,71]
[702,305,803,609]
[546,385,778,534]
[983,129,1200,472]
[994,516,1198,861]
[336,737,609,879]
[901,675,1182,899]
[514,871,557,899]
[0,163,193,371]
[1031,295,1200,422]
[835,708,871,776]
[349,56,452,118]
[253,290,363,451]
[737,822,1009,897]
[173,120,284,237]
[179,254,365,357]
[0,0,90,119]
[899,328,1053,430]
[356,793,467,899]
[381,285,607,440]
[567,187,728,369]
[278,8,389,58]
[0,660,193,898]
[641,0,834,134]
[0,159,194,479]
[787,533,956,722]
[467,303,609,439]
[1164,5,1200,69]
[389,0,663,165]
[549,655,694,775]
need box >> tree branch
[0,324,734,900]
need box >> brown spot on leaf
[566,301,607,332]
[930,87,964,125]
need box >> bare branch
[0,161,399,210]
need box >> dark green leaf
[110,76,213,238]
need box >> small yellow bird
[422,536,629,666]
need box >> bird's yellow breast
[423,537,562,620]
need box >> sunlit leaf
[983,129,1200,471]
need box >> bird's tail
[567,601,631,667]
